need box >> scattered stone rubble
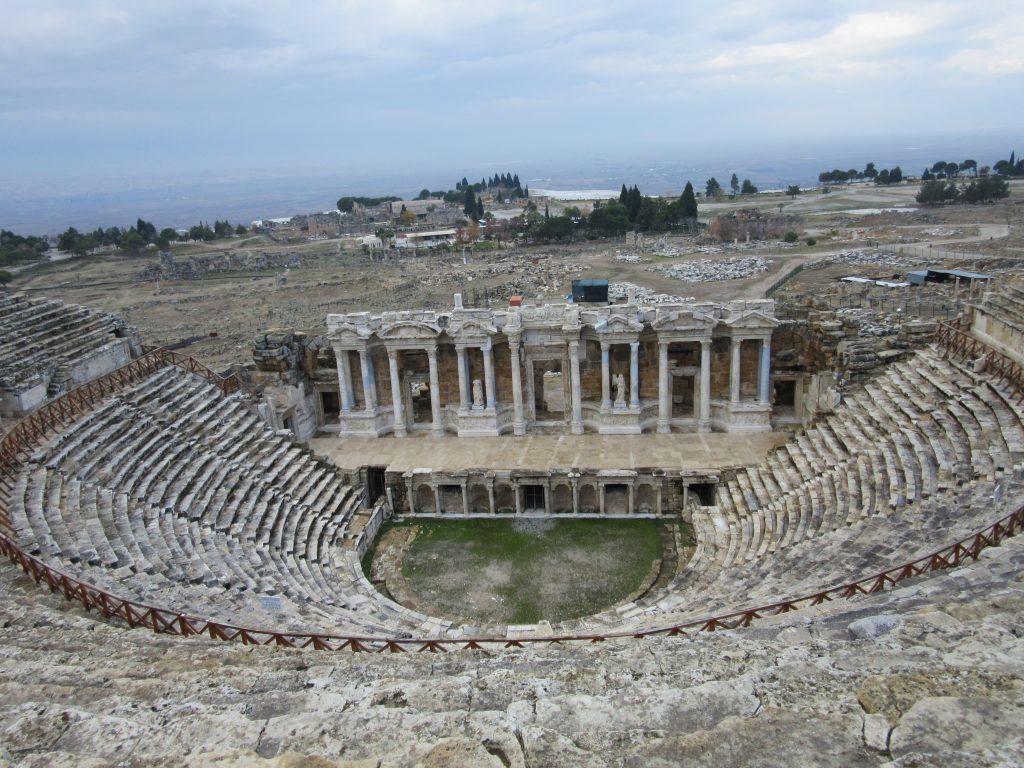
[648,256,769,283]
[608,282,693,304]
[613,251,644,263]
[829,249,926,269]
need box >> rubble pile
[836,307,901,337]
[921,227,963,237]
[608,282,693,304]
[830,249,924,269]
[648,256,768,283]
[614,252,644,263]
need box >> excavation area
[365,517,688,626]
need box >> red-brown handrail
[0,331,1020,652]
[936,321,1024,393]
[0,505,1019,651]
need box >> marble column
[699,339,712,432]
[628,484,635,515]
[433,485,442,515]
[569,339,584,434]
[730,337,742,404]
[487,480,496,515]
[758,338,772,403]
[657,340,670,433]
[358,348,377,413]
[427,346,443,437]
[387,349,406,437]
[483,342,497,410]
[455,346,469,411]
[335,347,354,413]
[461,482,469,515]
[600,342,611,412]
[629,341,640,408]
[509,336,526,435]
[571,477,580,514]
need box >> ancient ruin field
[9,181,1019,372]
[366,518,681,625]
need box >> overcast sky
[1,0,1022,195]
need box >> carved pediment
[448,317,498,340]
[722,310,779,330]
[595,314,644,334]
[650,308,717,333]
[377,320,442,341]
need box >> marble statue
[614,373,626,407]
[472,378,485,408]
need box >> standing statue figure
[613,373,627,407]
[472,378,485,408]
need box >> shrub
[805,237,817,246]
[783,231,799,243]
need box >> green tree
[463,188,476,216]
[740,179,757,194]
[786,185,802,197]
[863,162,877,179]
[705,178,723,198]
[587,202,631,235]
[679,182,698,221]
[135,218,157,243]
[730,173,740,194]
[916,180,959,204]
[119,229,147,253]
[417,188,431,200]
[626,185,642,222]
[234,223,247,235]
[0,270,12,287]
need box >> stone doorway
[604,484,629,514]
[522,484,545,513]
[672,374,695,418]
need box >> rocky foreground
[1,536,1023,768]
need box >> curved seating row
[6,342,1024,640]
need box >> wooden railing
[936,321,1024,394]
[0,332,1020,652]
[0,504,1019,652]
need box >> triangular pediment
[650,309,717,332]
[596,314,644,334]
[722,310,779,329]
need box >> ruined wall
[707,209,803,243]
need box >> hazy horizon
[2,1,1021,233]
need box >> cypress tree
[680,181,698,220]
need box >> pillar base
[656,421,671,434]
[698,420,711,433]
[393,425,408,438]
[513,421,527,436]
[430,427,444,438]
[570,422,584,435]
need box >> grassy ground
[379,517,666,625]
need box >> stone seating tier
[5,343,1024,640]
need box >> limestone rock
[888,696,1024,759]
[848,614,903,640]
